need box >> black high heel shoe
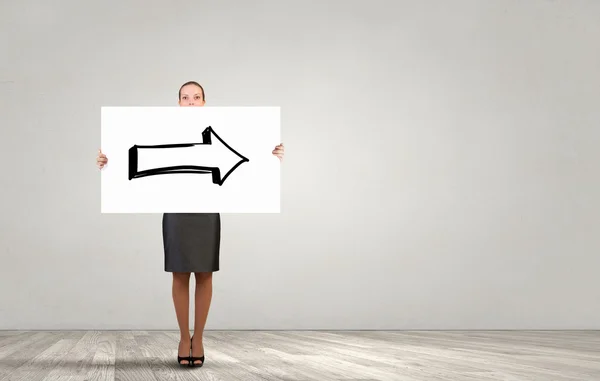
[177,341,191,366]
[190,335,205,367]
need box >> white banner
[100,106,281,213]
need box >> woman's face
[178,84,205,107]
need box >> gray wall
[1,0,599,330]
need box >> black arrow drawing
[128,126,249,186]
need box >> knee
[173,272,191,282]
[194,272,212,283]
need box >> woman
[96,81,284,367]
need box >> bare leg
[192,272,213,365]
[173,272,191,364]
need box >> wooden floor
[0,330,598,380]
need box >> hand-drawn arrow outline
[128,126,249,186]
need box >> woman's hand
[97,149,108,169]
[272,143,284,161]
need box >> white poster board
[100,106,280,213]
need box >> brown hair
[178,81,205,101]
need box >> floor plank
[0,331,597,381]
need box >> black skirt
[162,213,221,273]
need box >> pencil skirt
[162,213,221,273]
